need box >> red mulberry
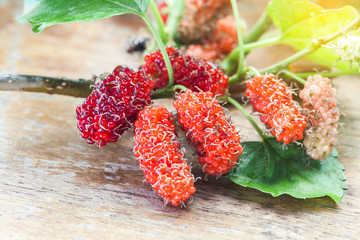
[134,105,196,206]
[299,75,340,160]
[142,46,228,95]
[173,89,243,176]
[245,74,307,144]
[76,66,154,146]
[158,2,168,24]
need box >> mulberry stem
[0,73,91,98]
[149,0,168,44]
[295,71,360,78]
[229,0,245,83]
[221,37,280,75]
[166,0,185,41]
[259,17,360,74]
[141,14,174,89]
[151,85,187,99]
[244,8,273,43]
[171,85,187,91]
[227,96,266,141]
[280,70,306,84]
[247,66,260,76]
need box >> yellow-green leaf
[267,0,323,32]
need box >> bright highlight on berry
[174,89,243,176]
[245,74,307,144]
[134,105,196,206]
[76,66,154,146]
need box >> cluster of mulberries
[76,66,154,146]
[185,15,238,61]
[245,74,307,144]
[176,0,232,45]
[142,46,228,95]
[173,89,243,176]
[133,105,196,206]
[299,75,340,160]
[174,0,239,61]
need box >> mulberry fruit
[185,15,238,60]
[158,2,168,24]
[245,74,307,144]
[173,89,243,176]
[299,75,340,160]
[134,105,196,206]
[176,0,232,44]
[142,46,228,95]
[76,66,154,146]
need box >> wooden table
[1,1,360,239]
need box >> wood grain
[1,0,360,239]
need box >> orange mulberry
[245,74,307,144]
[134,105,196,206]
[173,89,243,176]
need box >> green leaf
[279,6,360,70]
[279,6,359,46]
[267,0,323,32]
[267,0,360,70]
[228,138,347,202]
[303,46,358,71]
[18,0,150,33]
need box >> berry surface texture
[133,105,196,206]
[174,89,243,176]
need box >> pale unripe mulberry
[299,75,340,160]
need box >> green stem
[141,14,174,89]
[166,0,185,41]
[296,71,360,78]
[221,37,280,74]
[244,37,280,52]
[228,74,245,85]
[220,47,240,75]
[259,17,360,74]
[228,66,260,85]
[230,0,245,78]
[227,96,266,140]
[171,84,187,91]
[259,46,313,74]
[280,70,306,84]
[244,9,273,43]
[151,89,172,99]
[151,84,187,99]
[0,73,91,98]
[247,66,260,76]
[149,0,168,44]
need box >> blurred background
[1,0,359,80]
